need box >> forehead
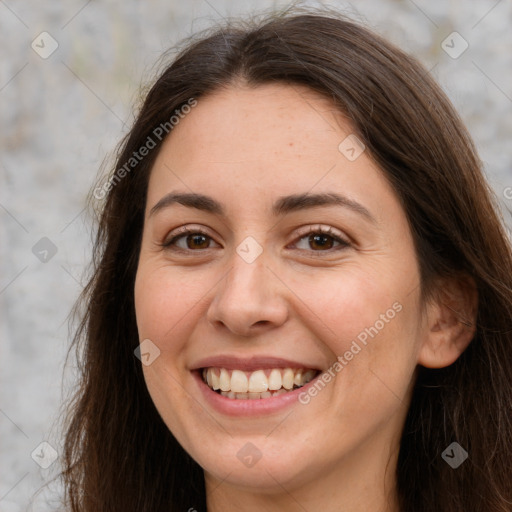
[176,83,343,153]
[146,83,400,225]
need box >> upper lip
[190,355,322,372]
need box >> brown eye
[163,229,220,251]
[308,233,335,250]
[292,227,350,252]
[186,233,210,249]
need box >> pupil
[310,234,332,250]
[188,234,208,249]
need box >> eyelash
[161,225,351,254]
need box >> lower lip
[192,370,319,417]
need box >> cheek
[285,264,404,346]
[135,266,211,445]
[134,265,210,346]
[287,263,421,399]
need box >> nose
[206,252,289,337]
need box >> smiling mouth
[201,367,320,399]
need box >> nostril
[253,320,270,327]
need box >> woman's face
[134,83,428,497]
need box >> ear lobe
[418,276,478,369]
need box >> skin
[134,83,476,512]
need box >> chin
[194,436,324,493]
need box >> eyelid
[161,224,220,249]
[289,224,351,247]
[160,223,351,253]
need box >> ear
[418,275,478,369]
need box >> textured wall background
[1,0,511,510]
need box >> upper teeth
[203,367,317,393]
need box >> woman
[61,9,512,512]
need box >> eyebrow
[149,191,376,223]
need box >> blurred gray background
[1,0,511,510]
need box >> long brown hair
[60,8,512,511]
